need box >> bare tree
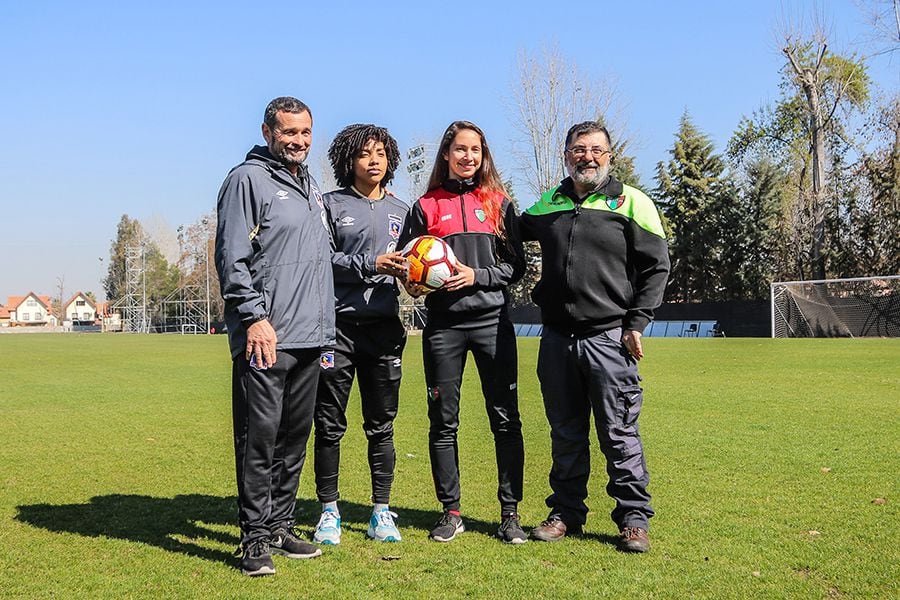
[509,44,630,198]
[781,27,869,278]
[854,0,900,56]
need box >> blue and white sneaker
[367,508,402,542]
[313,508,342,545]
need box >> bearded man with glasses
[519,121,670,552]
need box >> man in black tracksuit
[312,124,409,545]
[521,122,669,552]
[216,97,333,575]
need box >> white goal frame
[770,275,900,338]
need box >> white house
[63,291,97,323]
[5,292,53,326]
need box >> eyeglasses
[565,146,611,158]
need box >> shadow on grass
[15,494,506,566]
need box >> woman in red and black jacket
[398,120,527,544]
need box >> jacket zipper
[459,193,468,231]
[564,203,582,316]
[369,200,376,264]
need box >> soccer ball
[402,235,457,291]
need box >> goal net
[770,275,900,338]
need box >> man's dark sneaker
[270,526,323,559]
[530,515,581,542]
[497,513,528,544]
[618,526,650,553]
[237,538,275,576]
[430,511,464,542]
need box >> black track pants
[314,318,405,505]
[422,317,524,513]
[232,348,320,544]
[537,326,654,530]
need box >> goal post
[770,275,900,338]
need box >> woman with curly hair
[398,121,527,544]
[313,124,409,544]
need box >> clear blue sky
[0,1,896,302]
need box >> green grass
[1,334,898,599]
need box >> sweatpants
[314,318,405,505]
[232,347,320,545]
[537,326,654,530]
[422,316,524,514]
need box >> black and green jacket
[519,176,669,335]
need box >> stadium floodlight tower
[771,274,900,338]
[406,143,436,200]
[116,243,150,333]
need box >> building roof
[63,291,97,311]
[6,293,52,311]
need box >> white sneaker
[313,508,341,545]
[367,508,402,542]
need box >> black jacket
[519,176,669,335]
[398,179,525,327]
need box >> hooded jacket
[519,175,669,335]
[398,178,525,327]
[324,187,409,323]
[215,145,336,359]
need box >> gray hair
[264,97,312,129]
[564,121,610,149]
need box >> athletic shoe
[237,538,275,576]
[368,508,402,542]
[270,526,322,559]
[617,526,650,553]
[313,508,342,545]
[497,513,528,544]
[429,511,464,542]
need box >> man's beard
[571,161,609,189]
[270,141,307,168]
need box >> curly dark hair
[327,124,401,189]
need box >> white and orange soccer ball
[401,235,457,291]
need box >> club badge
[388,214,402,239]
[474,208,486,222]
[320,351,335,369]
[606,195,626,210]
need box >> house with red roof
[63,291,97,323]
[3,293,54,326]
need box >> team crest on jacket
[388,214,402,239]
[606,195,626,210]
[320,351,335,369]
[474,208,486,222]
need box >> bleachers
[513,320,720,337]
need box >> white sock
[323,501,339,515]
[373,503,389,513]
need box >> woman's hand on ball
[375,252,408,278]
[443,261,475,291]
[404,279,428,297]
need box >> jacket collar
[246,144,310,196]
[558,175,623,202]
[443,177,478,195]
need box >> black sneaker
[497,513,528,544]
[270,526,323,559]
[429,511,464,542]
[237,538,275,576]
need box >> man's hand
[442,261,475,292]
[622,329,643,361]
[375,251,407,278]
[245,319,277,368]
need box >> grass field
[1,333,898,599]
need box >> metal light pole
[202,218,211,334]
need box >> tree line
[104,12,899,311]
